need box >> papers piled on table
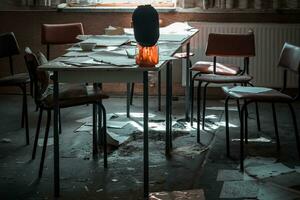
[89,50,136,66]
[59,57,104,67]
[80,35,131,47]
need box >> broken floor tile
[149,189,205,200]
[258,182,300,200]
[219,180,259,199]
[246,163,295,179]
[217,170,254,182]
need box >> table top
[39,24,198,72]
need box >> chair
[24,47,108,178]
[0,32,31,145]
[191,31,261,143]
[129,52,194,112]
[41,22,84,60]
[223,42,300,172]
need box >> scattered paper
[107,121,130,129]
[149,189,205,200]
[107,131,131,147]
[82,35,130,47]
[246,163,295,179]
[219,180,259,199]
[228,86,272,93]
[1,138,12,143]
[243,157,277,168]
[263,172,300,188]
[217,170,254,181]
[89,51,136,66]
[258,182,300,200]
[38,137,54,147]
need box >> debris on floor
[1,138,12,143]
[258,182,300,200]
[149,189,205,200]
[243,156,277,168]
[263,172,300,188]
[216,169,253,182]
[37,137,54,147]
[219,180,259,199]
[245,163,295,179]
[107,130,131,147]
[173,145,209,159]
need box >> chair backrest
[205,31,255,57]
[24,47,50,105]
[41,22,84,60]
[278,43,300,73]
[0,32,20,75]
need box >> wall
[0,10,300,96]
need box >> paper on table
[159,34,187,42]
[63,51,94,57]
[89,51,136,66]
[81,35,130,47]
[67,46,117,52]
[229,86,272,93]
[60,57,104,67]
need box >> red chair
[41,23,84,60]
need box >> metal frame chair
[24,47,108,178]
[223,42,300,171]
[191,31,261,143]
[0,32,31,145]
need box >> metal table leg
[53,71,60,197]
[166,63,171,155]
[143,71,149,199]
[127,82,131,118]
[185,42,191,121]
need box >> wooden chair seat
[191,61,240,75]
[195,74,252,84]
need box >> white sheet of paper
[159,34,187,42]
[89,51,136,66]
[246,163,295,179]
[229,86,272,93]
[107,121,130,129]
[82,35,130,47]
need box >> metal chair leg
[244,100,249,144]
[38,110,51,178]
[196,81,202,143]
[225,96,230,157]
[240,103,248,172]
[98,101,103,146]
[271,103,280,151]
[21,84,29,145]
[92,103,98,156]
[99,103,108,168]
[237,99,241,121]
[202,83,209,130]
[126,83,131,118]
[190,77,194,127]
[130,83,134,105]
[255,102,261,131]
[58,109,62,134]
[32,108,43,160]
[288,103,300,159]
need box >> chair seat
[222,86,293,102]
[191,61,240,75]
[194,74,252,84]
[40,84,109,109]
[173,52,194,59]
[0,73,30,86]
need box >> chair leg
[202,83,209,130]
[240,103,247,172]
[38,110,51,178]
[98,101,103,146]
[58,109,62,134]
[130,83,134,105]
[126,83,131,118]
[190,77,194,127]
[30,81,33,97]
[21,84,29,145]
[255,102,261,131]
[158,71,161,111]
[99,103,108,168]
[92,103,98,156]
[288,103,300,159]
[237,100,241,121]
[244,101,249,144]
[32,108,43,160]
[196,81,202,143]
[271,103,280,151]
[21,97,25,128]
[225,96,230,157]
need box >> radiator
[182,22,300,88]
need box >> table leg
[158,71,161,111]
[143,71,149,199]
[169,62,173,149]
[166,62,172,155]
[185,42,191,121]
[53,71,60,197]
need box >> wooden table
[39,28,198,198]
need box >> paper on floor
[106,131,131,147]
[263,172,300,188]
[217,170,254,181]
[149,189,205,200]
[219,180,259,199]
[246,163,295,179]
[38,137,54,147]
[258,182,300,200]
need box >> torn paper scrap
[219,180,259,199]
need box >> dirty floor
[0,94,300,199]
